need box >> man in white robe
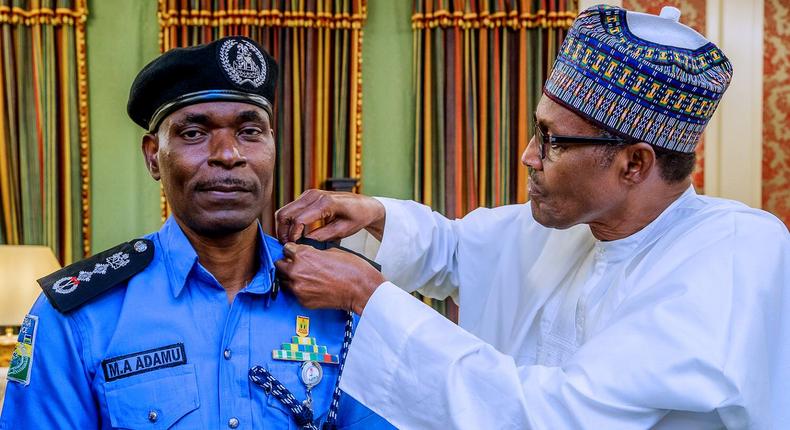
[274,5,790,429]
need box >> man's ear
[141,134,161,181]
[621,142,656,185]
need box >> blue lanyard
[249,310,354,430]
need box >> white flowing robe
[339,187,790,429]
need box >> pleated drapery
[158,0,366,223]
[413,0,575,216]
[412,0,576,318]
[0,0,91,264]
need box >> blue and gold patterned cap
[544,5,733,153]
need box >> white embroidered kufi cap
[544,5,733,153]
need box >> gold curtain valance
[0,3,87,26]
[159,1,367,29]
[412,3,575,30]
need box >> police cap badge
[127,36,278,132]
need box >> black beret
[127,36,278,132]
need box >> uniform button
[148,410,158,423]
[228,417,240,428]
[223,348,232,360]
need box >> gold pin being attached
[296,315,310,338]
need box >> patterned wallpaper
[621,1,788,226]
[763,0,790,226]
[622,0,707,192]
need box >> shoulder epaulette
[37,239,155,314]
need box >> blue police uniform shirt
[0,217,394,429]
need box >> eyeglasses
[533,121,629,160]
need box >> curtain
[158,0,366,224]
[412,0,576,318]
[0,0,91,264]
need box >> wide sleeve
[0,295,99,429]
[373,197,523,301]
[340,215,789,429]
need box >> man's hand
[275,243,385,315]
[275,189,386,243]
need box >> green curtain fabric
[158,0,367,225]
[412,0,576,318]
[0,0,91,264]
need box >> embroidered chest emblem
[219,38,267,88]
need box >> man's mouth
[196,178,255,194]
[527,178,543,198]
[201,184,249,193]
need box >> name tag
[102,343,187,382]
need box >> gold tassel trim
[0,6,88,26]
[411,10,575,30]
[159,8,367,30]
[76,19,91,257]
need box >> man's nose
[522,135,543,171]
[208,130,246,168]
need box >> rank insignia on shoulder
[37,239,154,313]
[7,314,39,385]
[272,315,339,365]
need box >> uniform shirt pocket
[265,362,339,422]
[104,364,200,429]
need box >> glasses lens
[534,123,546,159]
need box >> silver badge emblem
[133,240,148,253]
[52,252,131,294]
[220,38,267,88]
[299,361,323,389]
[52,276,80,294]
[106,252,130,269]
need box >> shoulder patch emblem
[37,239,154,313]
[7,314,39,385]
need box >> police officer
[0,36,393,430]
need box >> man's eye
[180,129,205,140]
[239,127,264,137]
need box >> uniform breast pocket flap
[105,364,200,429]
[266,362,338,418]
